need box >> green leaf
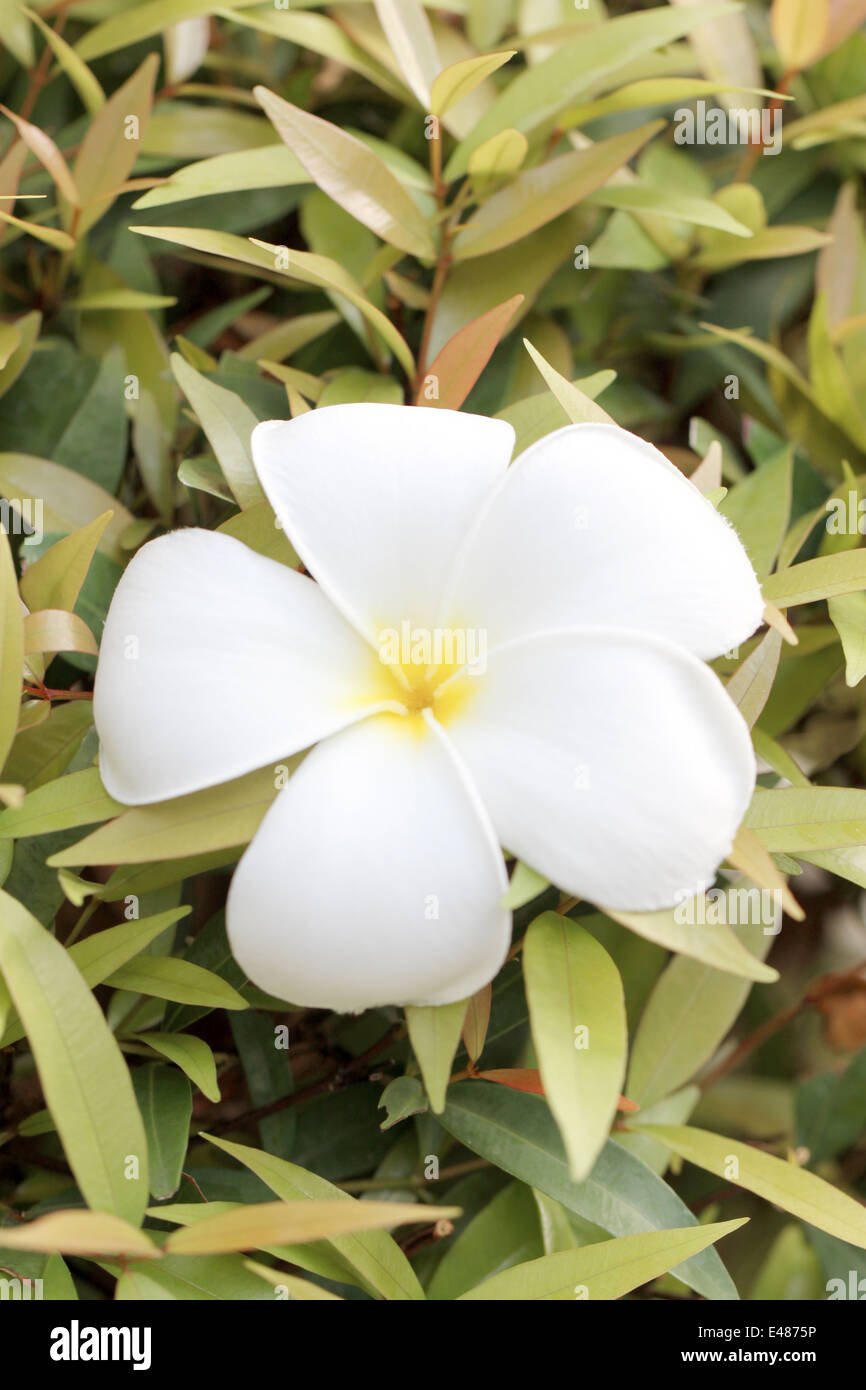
[134,146,308,210]
[133,1063,191,1201]
[3,701,94,792]
[586,183,751,236]
[428,1180,543,1299]
[48,764,279,867]
[637,1124,866,1249]
[130,1031,220,1105]
[441,1083,738,1299]
[171,354,263,509]
[524,912,627,1181]
[22,6,105,113]
[405,997,468,1113]
[0,211,75,251]
[203,1133,427,1300]
[828,591,866,686]
[0,887,148,1224]
[431,50,517,117]
[452,122,663,260]
[379,1075,428,1130]
[0,525,23,775]
[76,0,255,61]
[445,2,741,177]
[106,955,248,1011]
[0,310,40,400]
[131,226,415,378]
[764,548,866,607]
[745,786,866,852]
[0,907,192,1049]
[255,88,436,260]
[626,920,772,1107]
[468,128,529,181]
[0,766,121,839]
[720,448,794,579]
[460,1218,747,1300]
[19,511,113,617]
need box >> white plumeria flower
[94,405,763,1013]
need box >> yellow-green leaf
[763,550,866,607]
[204,1133,426,1300]
[453,122,663,260]
[47,764,280,867]
[522,338,616,425]
[22,6,105,113]
[460,1218,746,1300]
[431,51,516,118]
[0,766,121,840]
[105,956,248,1011]
[0,887,149,1224]
[524,912,626,1181]
[130,1031,220,1103]
[171,353,263,509]
[406,997,468,1113]
[638,1124,866,1248]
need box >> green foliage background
[0,0,865,1302]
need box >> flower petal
[441,628,755,911]
[94,529,401,805]
[251,404,515,646]
[445,422,763,658]
[226,712,511,1011]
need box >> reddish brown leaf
[416,293,523,409]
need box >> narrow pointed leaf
[524,913,627,1181]
[639,1124,866,1248]
[406,997,468,1113]
[460,1219,747,1300]
[0,888,149,1224]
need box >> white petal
[226,712,510,1011]
[251,404,515,647]
[441,628,755,911]
[94,529,401,805]
[445,422,763,659]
